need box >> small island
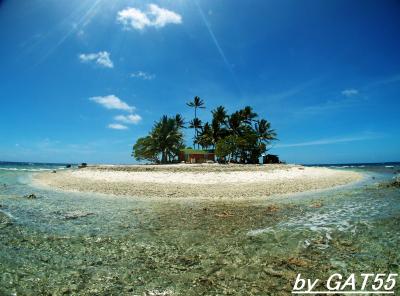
[34,97,362,199]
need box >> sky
[0,0,399,164]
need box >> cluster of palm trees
[186,98,277,163]
[132,96,276,164]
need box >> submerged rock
[23,193,37,199]
[145,290,174,296]
[265,205,280,212]
[214,211,234,218]
[0,212,13,228]
[263,267,284,277]
[286,257,312,267]
[391,176,400,187]
[64,211,94,220]
[310,202,323,208]
[380,176,400,188]
[78,163,88,169]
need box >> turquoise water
[0,162,399,295]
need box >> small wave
[247,227,274,236]
[0,209,16,220]
[334,165,365,168]
[385,166,394,168]
[0,167,62,172]
[246,199,379,239]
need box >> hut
[178,149,215,163]
[262,154,280,164]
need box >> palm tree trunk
[161,150,167,164]
[194,107,197,149]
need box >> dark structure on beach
[178,149,215,163]
[263,154,280,164]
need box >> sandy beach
[33,164,362,199]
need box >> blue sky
[0,0,399,164]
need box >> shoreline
[32,164,363,200]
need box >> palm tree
[211,106,227,125]
[132,136,158,163]
[187,96,205,148]
[211,106,228,146]
[223,110,275,163]
[186,96,205,119]
[240,106,258,124]
[189,118,203,148]
[175,114,185,129]
[255,119,276,143]
[227,111,243,136]
[133,115,184,163]
[197,122,213,149]
[189,118,203,130]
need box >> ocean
[0,161,399,295]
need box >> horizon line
[292,291,394,294]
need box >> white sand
[33,164,362,200]
[69,166,343,184]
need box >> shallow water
[0,162,399,295]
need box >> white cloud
[341,89,359,97]
[130,71,155,80]
[79,51,114,68]
[300,93,366,115]
[115,114,142,124]
[301,99,354,114]
[108,123,128,130]
[148,4,182,28]
[89,95,135,112]
[117,7,150,30]
[117,4,182,31]
[276,134,381,148]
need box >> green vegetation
[179,148,212,155]
[132,97,276,164]
[132,115,185,163]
